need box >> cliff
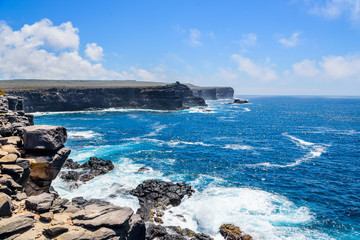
[3,81,206,112]
[186,84,234,100]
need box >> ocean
[34,96,360,240]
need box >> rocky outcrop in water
[131,179,194,223]
[60,157,114,183]
[6,82,206,112]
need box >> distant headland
[1,80,234,112]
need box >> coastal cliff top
[0,79,168,90]
[0,80,233,91]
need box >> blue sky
[0,0,360,95]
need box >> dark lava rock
[61,157,114,183]
[62,158,81,169]
[131,180,194,221]
[0,192,13,217]
[229,99,248,104]
[146,224,168,239]
[60,170,81,182]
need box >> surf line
[245,133,329,168]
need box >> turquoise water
[34,96,360,240]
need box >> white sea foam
[68,130,101,139]
[223,144,253,150]
[243,107,251,112]
[143,122,168,137]
[52,158,168,211]
[246,134,328,168]
[162,186,331,240]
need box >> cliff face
[186,85,234,100]
[6,83,206,112]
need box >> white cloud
[85,43,103,61]
[306,0,360,23]
[276,31,302,48]
[231,54,278,81]
[292,59,319,77]
[0,19,121,80]
[236,33,257,50]
[188,29,202,47]
[292,55,360,81]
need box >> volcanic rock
[23,125,67,151]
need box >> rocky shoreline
[0,94,252,240]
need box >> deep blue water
[34,96,360,240]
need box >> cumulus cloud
[85,43,103,61]
[188,29,202,47]
[292,55,360,81]
[276,31,302,48]
[231,54,278,81]
[0,19,122,80]
[293,59,319,77]
[306,0,360,23]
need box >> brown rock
[0,144,20,156]
[219,224,252,240]
[0,150,8,158]
[0,153,18,163]
[40,212,54,222]
[6,136,22,145]
[1,164,24,174]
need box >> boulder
[0,153,18,163]
[25,192,54,212]
[0,214,35,236]
[1,164,24,174]
[44,226,69,237]
[0,144,20,156]
[0,185,12,195]
[80,227,117,240]
[131,180,194,221]
[6,136,22,145]
[0,192,13,216]
[61,157,114,183]
[127,214,146,240]
[219,224,252,240]
[0,174,22,189]
[23,125,67,151]
[72,204,133,229]
[0,150,9,158]
[15,158,30,169]
[40,212,54,222]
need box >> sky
[0,0,360,95]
